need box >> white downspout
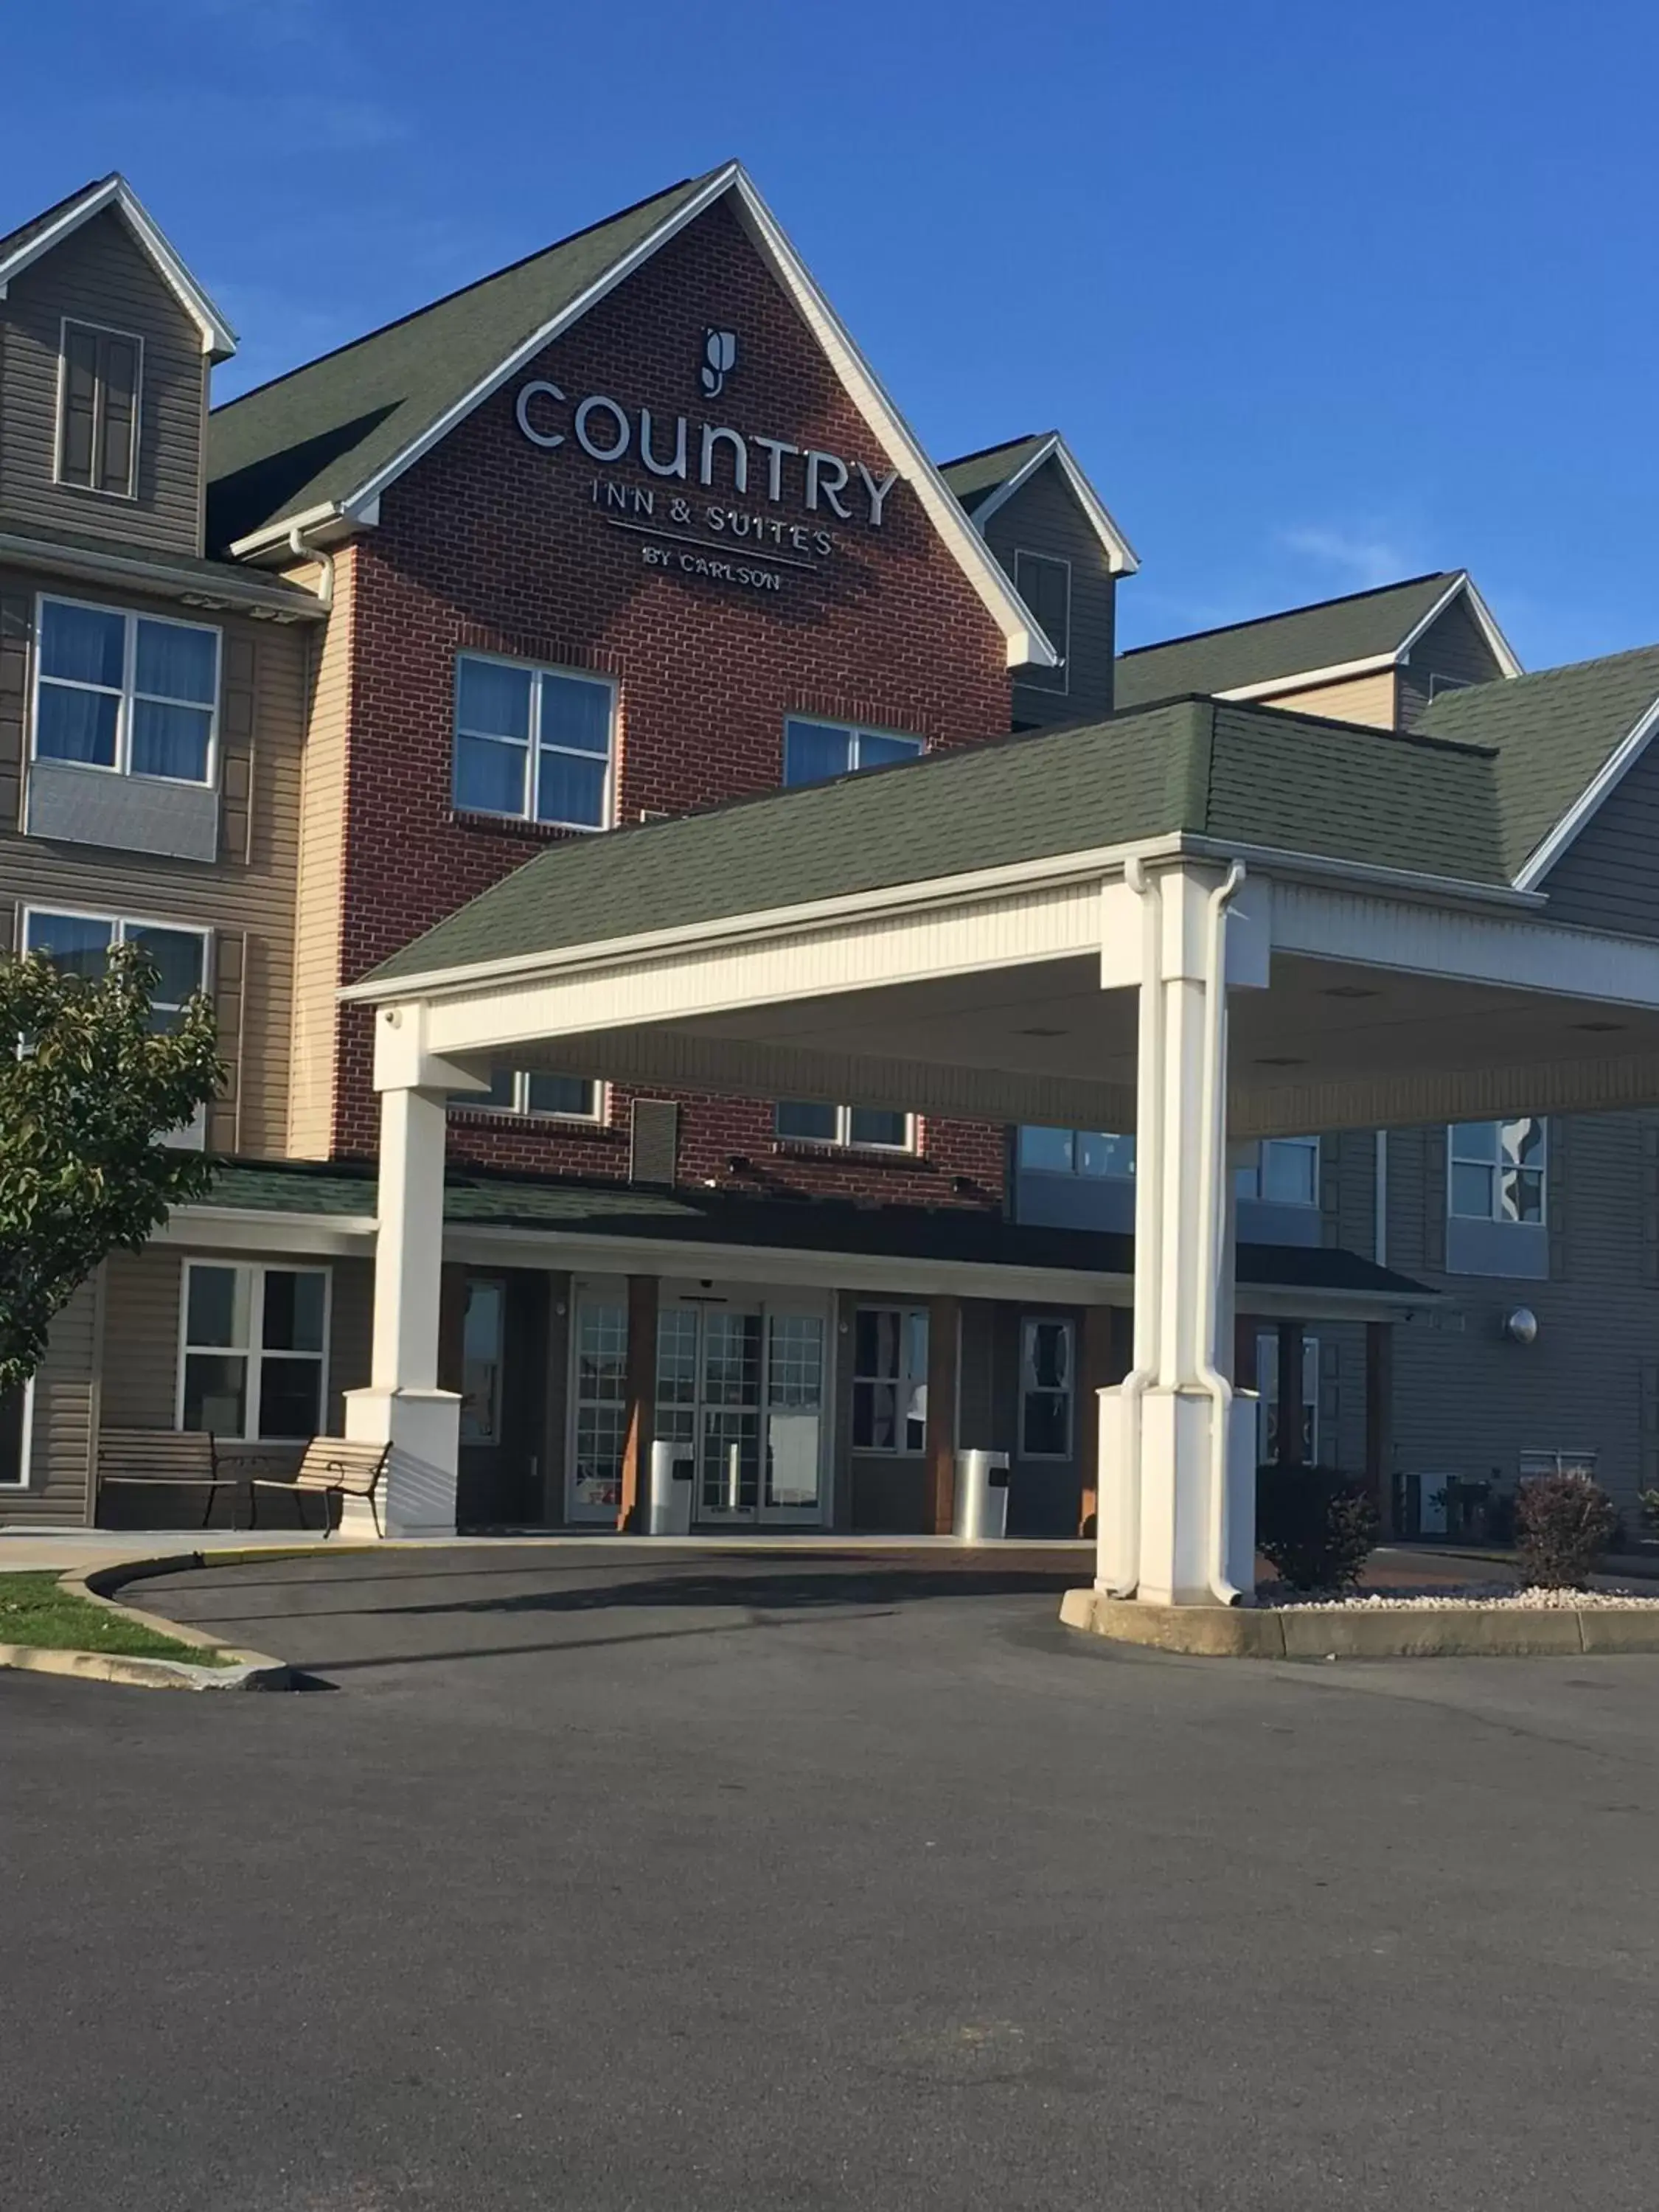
[1103,854,1162,1594]
[288,521,335,611]
[1195,860,1246,1604]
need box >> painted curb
[1059,1587,1659,1659]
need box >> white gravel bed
[1272,1584,1659,1611]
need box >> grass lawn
[0,1573,234,1666]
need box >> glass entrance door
[656,1298,827,1526]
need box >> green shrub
[1256,1464,1379,1594]
[1514,1472,1616,1590]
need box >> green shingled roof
[1113,572,1461,708]
[1416,643,1659,880]
[937,432,1052,514]
[206,170,717,550]
[366,695,1510,987]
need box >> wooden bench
[249,1437,391,1538]
[98,1429,243,1530]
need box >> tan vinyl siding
[6,1273,102,1526]
[0,563,308,1155]
[1397,597,1507,730]
[978,457,1118,726]
[0,208,206,555]
[1261,669,1398,728]
[101,1245,372,1438]
[286,548,354,1157]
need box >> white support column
[342,1006,487,1539]
[1096,861,1266,1605]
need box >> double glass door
[657,1300,827,1525]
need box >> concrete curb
[0,1552,295,1692]
[1059,1587,1659,1659]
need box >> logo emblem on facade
[699,329,738,399]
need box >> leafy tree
[0,942,220,1394]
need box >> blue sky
[4,0,1652,668]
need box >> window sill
[448,808,609,841]
[772,1139,922,1167]
[449,1106,616,1136]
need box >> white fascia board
[0,529,327,619]
[726,170,1055,669]
[0,178,237,358]
[156,1206,375,1257]
[1216,652,1399,703]
[967,433,1141,576]
[1513,692,1659,891]
[1397,571,1523,679]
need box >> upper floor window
[1450,1119,1545,1224]
[24,907,206,1030]
[775,1102,914,1152]
[1235,1135,1318,1207]
[1013,551,1070,695]
[58,321,141,498]
[782,716,923,786]
[452,653,614,830]
[34,597,219,785]
[1018,1127,1135,1178]
[460,1068,603,1123]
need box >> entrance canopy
[350,693,1659,1137]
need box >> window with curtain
[1018,1127,1135,1178]
[782,717,924,786]
[774,1102,914,1151]
[58,321,140,495]
[1450,1119,1546,1223]
[452,653,615,829]
[33,597,218,784]
[24,908,206,1031]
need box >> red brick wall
[331,195,1013,1208]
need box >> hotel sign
[514,334,901,592]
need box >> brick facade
[329,197,1015,1207]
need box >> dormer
[0,175,235,560]
[942,431,1138,728]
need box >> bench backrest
[293,1436,389,1496]
[100,1427,216,1480]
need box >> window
[1256,1332,1319,1464]
[58,320,140,496]
[1235,1135,1318,1206]
[1450,1119,1545,1224]
[459,1279,505,1446]
[1018,1127,1135,1178]
[24,908,206,1024]
[775,1101,914,1151]
[459,1068,603,1122]
[571,1298,629,1517]
[782,716,923,786]
[179,1262,328,1441]
[1,1378,32,1488]
[1013,551,1070,695]
[852,1307,928,1453]
[34,596,219,784]
[452,653,615,829]
[1427,673,1472,700]
[1519,1449,1597,1481]
[1020,1317,1074,1458]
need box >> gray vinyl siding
[0,208,207,556]
[1382,1116,1659,1523]
[977,456,1117,726]
[0,564,310,1155]
[1535,734,1659,939]
[4,1273,101,1525]
[1397,597,1507,730]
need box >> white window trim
[54,316,144,501]
[452,649,617,832]
[32,591,221,787]
[175,1260,333,1444]
[1237,1135,1321,1207]
[852,1303,929,1456]
[1426,672,1473,700]
[1019,1315,1075,1461]
[1447,1118,1548,1227]
[775,1102,917,1154]
[461,1071,608,1125]
[0,1375,35,1489]
[22,902,210,1001]
[781,714,925,784]
[1012,549,1071,696]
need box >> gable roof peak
[0,173,235,358]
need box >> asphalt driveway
[6,1543,1659,2212]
